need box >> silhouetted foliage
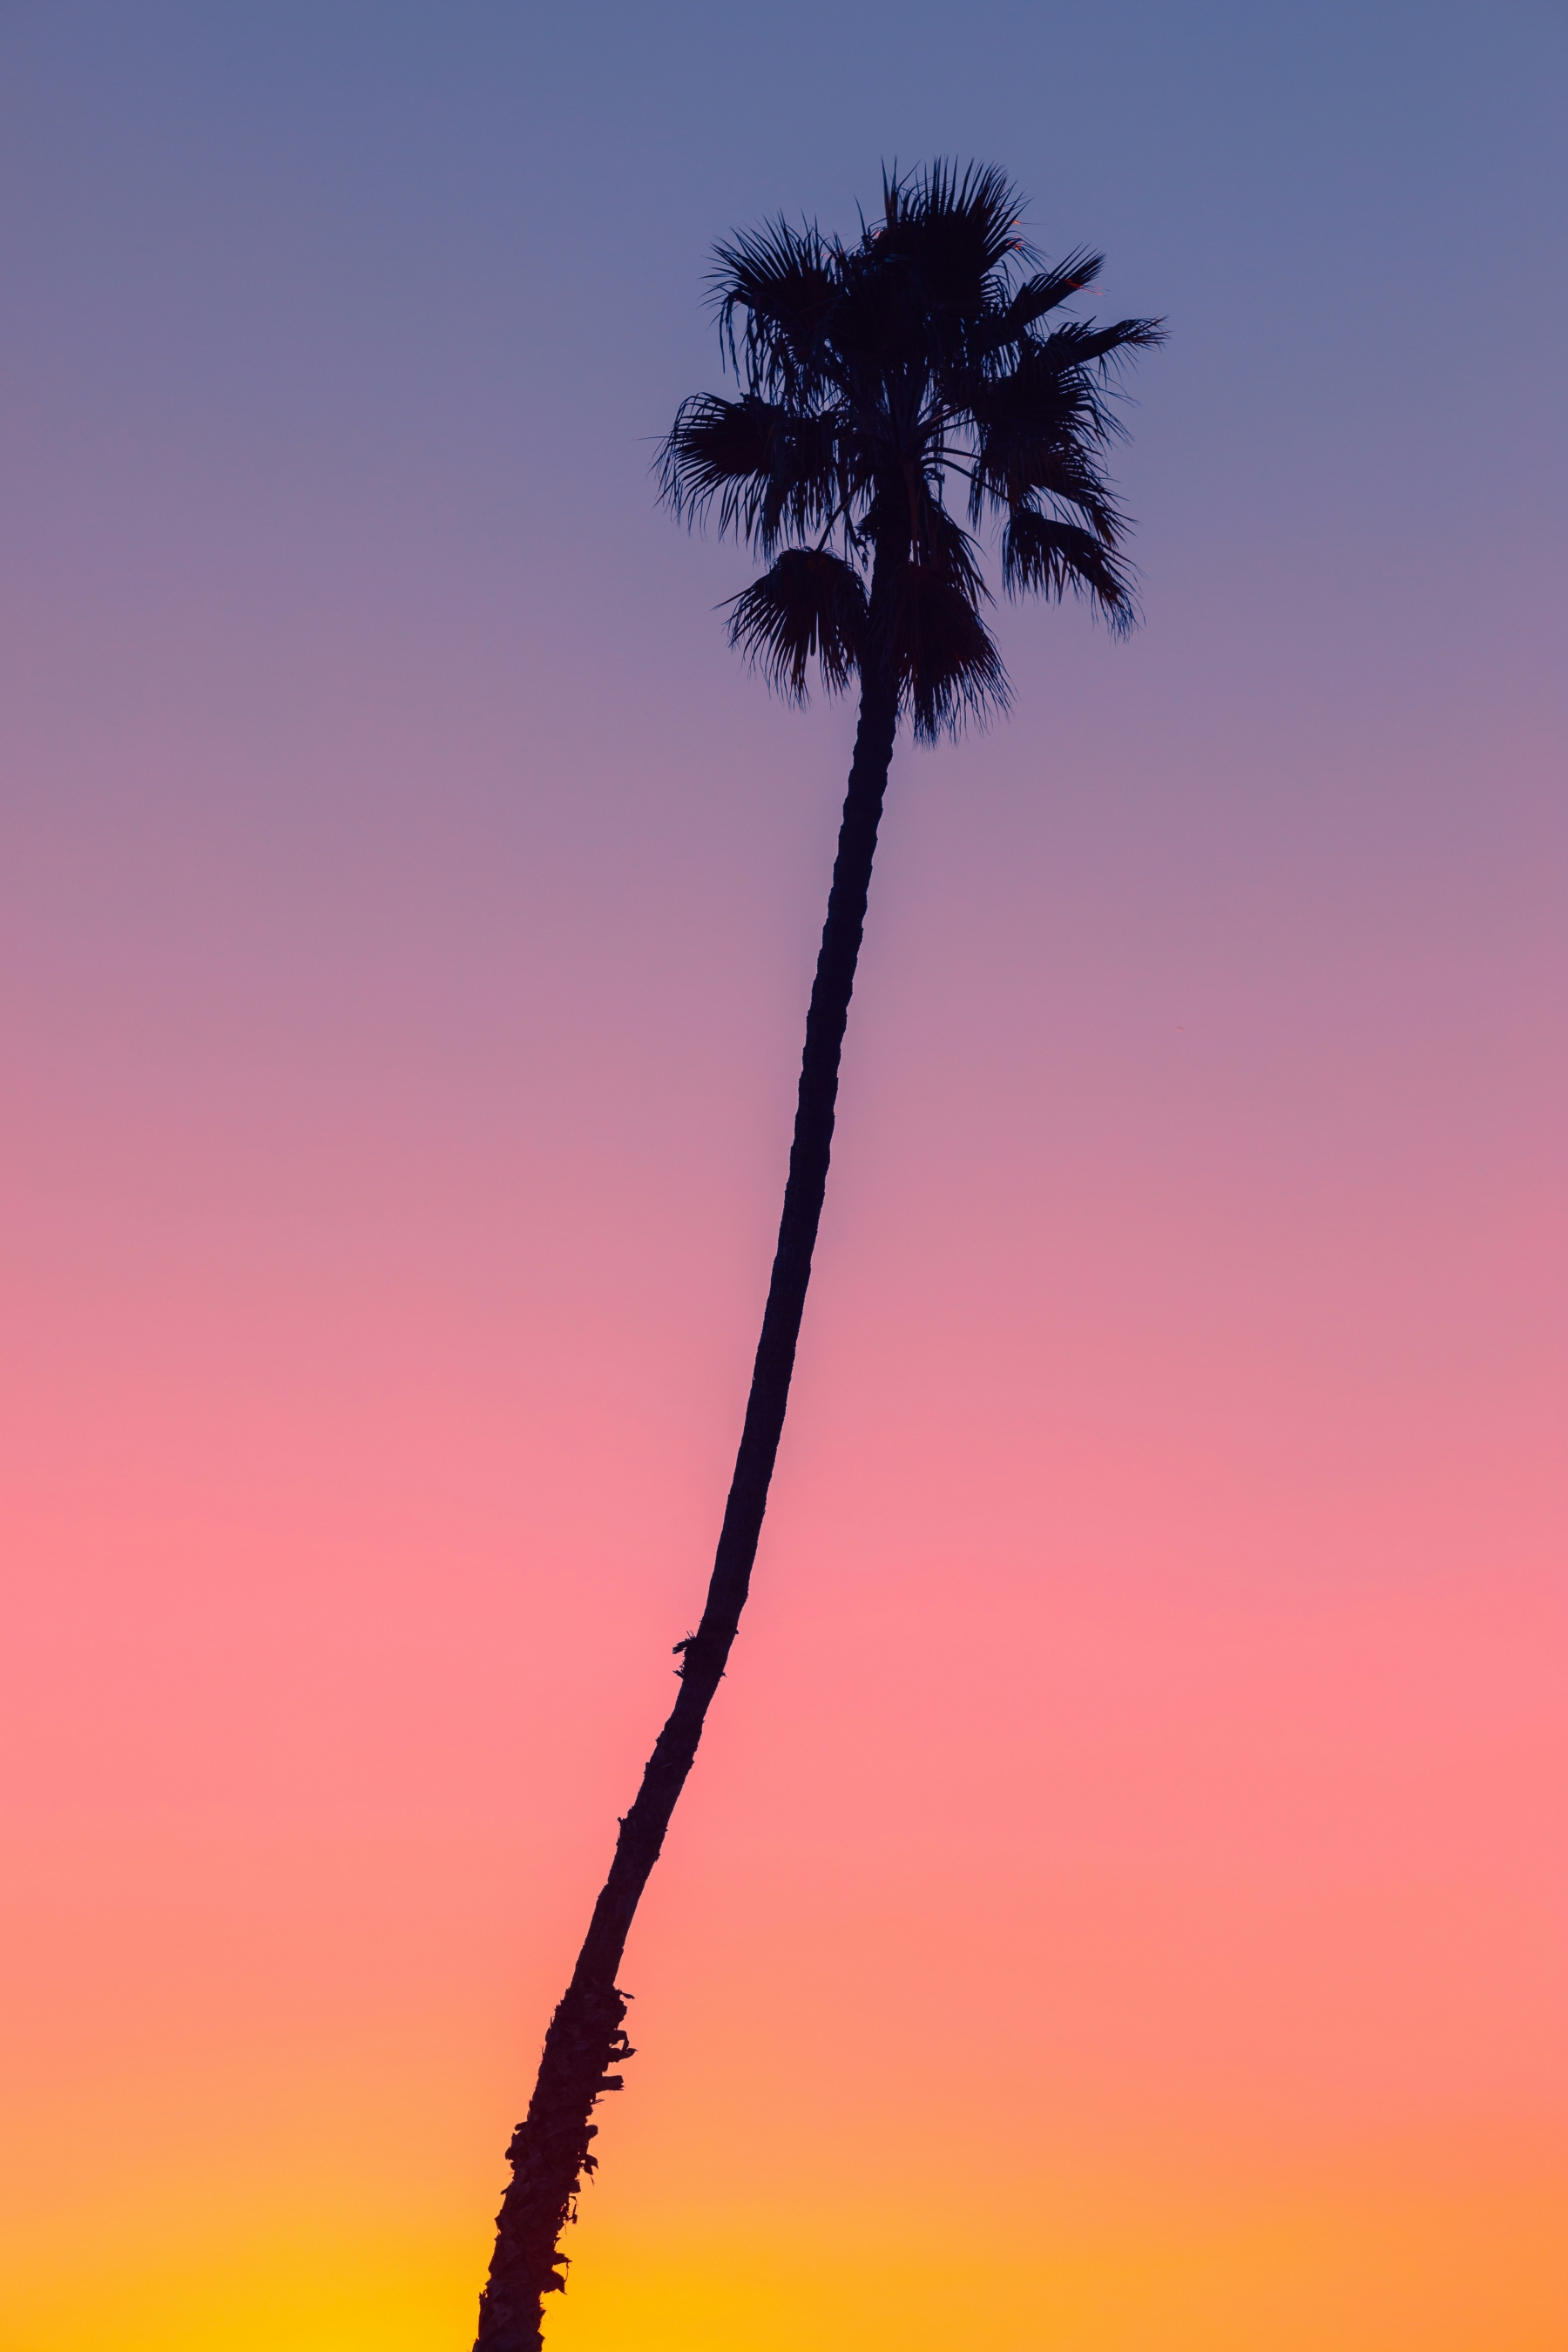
[661,159,1163,737]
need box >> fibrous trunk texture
[474,640,899,2352]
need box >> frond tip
[725,549,868,702]
[1002,506,1139,631]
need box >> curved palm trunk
[473,644,899,2351]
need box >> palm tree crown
[659,160,1164,740]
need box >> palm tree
[474,160,1161,2350]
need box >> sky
[2,3,1565,2348]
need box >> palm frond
[882,159,1025,299]
[711,220,844,399]
[971,436,1126,539]
[726,548,868,700]
[914,496,989,604]
[1033,315,1168,372]
[974,248,1104,354]
[659,393,842,551]
[964,336,1141,527]
[1002,505,1139,629]
[887,560,1010,740]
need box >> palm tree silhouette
[474,160,1162,2350]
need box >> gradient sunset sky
[3,5,1565,2349]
